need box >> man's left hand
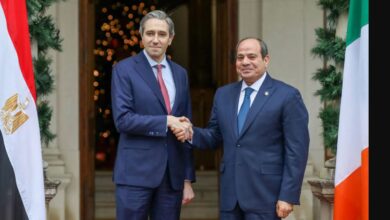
[182,181,195,205]
[276,200,293,218]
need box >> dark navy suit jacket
[192,74,309,212]
[111,52,195,191]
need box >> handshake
[167,115,193,143]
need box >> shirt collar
[241,72,267,92]
[143,49,169,68]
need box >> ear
[168,35,175,46]
[264,55,270,67]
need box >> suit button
[237,144,241,148]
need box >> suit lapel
[238,74,275,138]
[229,82,242,138]
[168,60,180,114]
[134,53,167,113]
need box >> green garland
[27,0,63,146]
[312,0,348,154]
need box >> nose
[152,34,159,43]
[242,56,250,65]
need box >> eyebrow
[237,53,257,56]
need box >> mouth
[241,69,253,73]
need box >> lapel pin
[264,91,269,96]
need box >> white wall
[44,0,80,219]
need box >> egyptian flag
[0,0,46,219]
[334,0,368,219]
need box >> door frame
[79,0,95,219]
[216,0,238,86]
[79,0,237,218]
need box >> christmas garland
[27,0,62,146]
[312,0,348,154]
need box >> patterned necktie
[156,64,171,114]
[237,87,254,134]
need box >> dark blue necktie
[237,87,254,134]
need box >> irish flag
[0,0,46,219]
[334,0,368,219]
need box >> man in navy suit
[111,10,195,220]
[174,37,309,220]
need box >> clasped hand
[167,116,193,142]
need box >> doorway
[79,0,237,219]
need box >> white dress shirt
[237,72,267,114]
[143,50,176,110]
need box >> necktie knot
[156,64,163,72]
[155,64,164,76]
[244,87,254,98]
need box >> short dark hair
[236,37,269,58]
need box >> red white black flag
[0,0,46,219]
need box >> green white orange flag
[0,0,46,219]
[334,0,368,219]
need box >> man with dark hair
[174,37,310,220]
[111,10,195,220]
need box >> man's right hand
[167,116,193,142]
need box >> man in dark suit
[173,37,309,220]
[111,10,195,220]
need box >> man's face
[141,18,173,62]
[236,39,270,85]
